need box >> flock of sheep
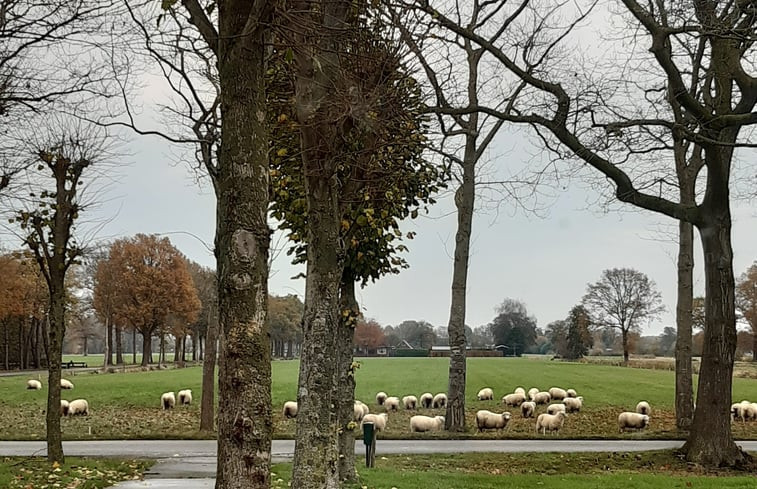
[282,386,652,435]
[26,378,193,416]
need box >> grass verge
[0,457,151,489]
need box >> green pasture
[0,457,149,489]
[272,452,757,489]
[60,353,177,368]
[3,356,757,440]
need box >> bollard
[362,422,376,468]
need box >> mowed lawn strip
[270,451,757,489]
[4,357,757,440]
[0,456,150,489]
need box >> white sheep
[60,400,70,416]
[60,379,74,390]
[354,401,368,422]
[161,392,176,410]
[536,412,566,434]
[547,403,567,415]
[635,401,651,415]
[384,396,400,412]
[618,412,649,432]
[355,400,370,416]
[520,401,536,418]
[477,388,494,401]
[502,392,526,407]
[420,392,433,409]
[548,387,567,401]
[533,391,551,405]
[566,388,578,398]
[743,403,757,421]
[410,415,445,432]
[527,387,539,401]
[26,379,42,390]
[563,396,583,413]
[732,401,756,422]
[67,399,89,416]
[178,389,193,405]
[476,410,511,432]
[283,401,298,418]
[402,395,418,410]
[361,413,388,432]
[731,403,744,422]
[375,392,388,406]
[432,393,447,408]
[514,387,526,396]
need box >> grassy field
[271,452,757,488]
[60,354,177,368]
[4,356,757,440]
[0,457,150,489]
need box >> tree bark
[212,2,273,488]
[752,332,757,362]
[103,315,112,367]
[200,314,218,432]
[115,324,123,365]
[336,274,358,483]
[675,219,695,429]
[141,332,152,367]
[46,281,66,463]
[622,330,629,363]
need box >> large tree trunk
[115,324,123,365]
[46,285,66,463]
[682,216,745,465]
[336,274,358,483]
[621,329,629,363]
[752,332,757,362]
[213,3,273,488]
[675,219,695,429]
[103,315,112,367]
[200,315,218,432]
[140,331,152,367]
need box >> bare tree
[396,0,757,467]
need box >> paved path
[5,440,757,489]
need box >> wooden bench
[62,361,88,369]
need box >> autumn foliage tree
[94,234,200,367]
[269,295,304,359]
[355,319,386,354]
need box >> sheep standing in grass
[361,413,388,432]
[432,393,447,408]
[283,401,298,418]
[402,395,418,410]
[566,389,577,398]
[635,401,651,415]
[60,400,70,416]
[376,392,388,406]
[742,402,757,421]
[547,403,566,415]
[527,388,539,401]
[514,387,526,396]
[521,401,536,418]
[410,415,445,432]
[420,393,433,409]
[60,379,74,390]
[355,400,369,415]
[178,389,193,405]
[502,393,526,407]
[26,380,42,390]
[477,388,494,401]
[384,396,400,412]
[563,397,583,413]
[731,403,745,422]
[68,399,89,416]
[161,392,176,410]
[536,412,566,434]
[548,387,567,401]
[533,391,551,405]
[476,410,511,432]
[354,401,369,422]
[618,412,649,432]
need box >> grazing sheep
[566,388,578,398]
[60,379,74,390]
[354,401,369,422]
[477,388,494,401]
[432,393,447,408]
[60,400,70,417]
[547,403,567,415]
[375,392,388,406]
[402,395,418,410]
[548,387,567,401]
[410,415,445,432]
[67,399,89,416]
[527,387,539,401]
[178,389,193,405]
[732,402,755,422]
[514,387,526,396]
[563,396,583,413]
[635,401,651,416]
[476,410,511,432]
[161,392,176,410]
[26,380,42,390]
[743,403,757,421]
[361,413,388,432]
[521,401,536,418]
[283,401,298,418]
[420,393,433,409]
[536,412,566,434]
[355,400,370,415]
[502,392,526,407]
[618,412,649,432]
[533,391,551,405]
[384,396,401,412]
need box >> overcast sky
[87,124,757,337]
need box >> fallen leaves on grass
[3,457,150,489]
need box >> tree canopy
[488,299,537,356]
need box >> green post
[362,422,376,468]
